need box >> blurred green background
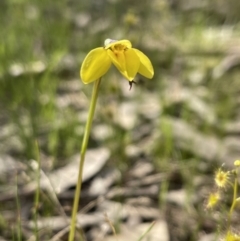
[1,0,239,164]
[1,0,240,240]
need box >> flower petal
[107,48,140,81]
[80,47,111,84]
[107,49,125,72]
[124,48,140,80]
[133,48,154,79]
[107,49,128,80]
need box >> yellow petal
[107,48,139,81]
[124,48,140,80]
[133,48,154,79]
[107,49,126,72]
[80,47,111,84]
[107,49,129,80]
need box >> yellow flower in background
[80,39,154,86]
[214,168,229,188]
[234,160,240,167]
[206,192,220,209]
[224,231,240,241]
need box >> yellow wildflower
[214,168,229,188]
[234,160,240,167]
[123,11,139,26]
[223,231,240,241]
[206,191,220,209]
[80,39,154,87]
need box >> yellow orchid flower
[80,39,154,86]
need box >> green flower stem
[228,169,238,229]
[68,78,101,241]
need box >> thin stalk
[137,221,155,241]
[15,174,22,241]
[33,141,40,241]
[68,78,101,241]
[228,169,238,229]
